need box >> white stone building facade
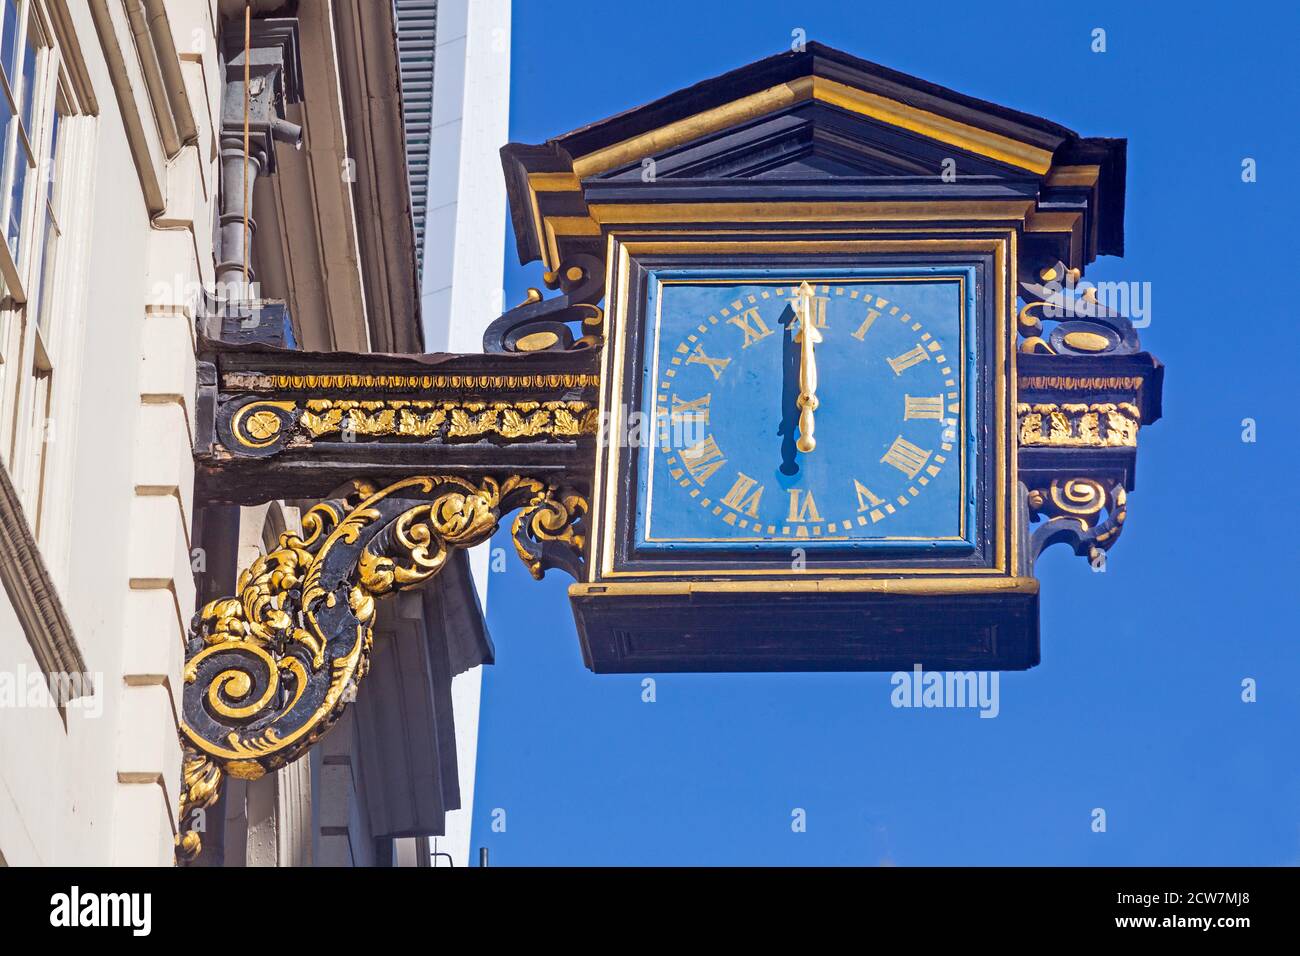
[0,0,509,867]
[0,0,223,867]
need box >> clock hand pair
[793,280,821,454]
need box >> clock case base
[569,582,1039,673]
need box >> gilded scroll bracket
[481,253,605,354]
[176,474,587,862]
[1017,259,1142,357]
[1026,476,1126,568]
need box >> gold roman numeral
[903,394,945,420]
[686,343,731,380]
[670,393,711,424]
[853,479,884,511]
[851,308,881,341]
[887,344,930,375]
[881,435,932,478]
[721,472,764,517]
[680,434,727,483]
[798,293,829,328]
[727,307,774,348]
[786,488,822,522]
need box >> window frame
[0,0,79,548]
[0,0,40,300]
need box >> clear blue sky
[470,0,1299,865]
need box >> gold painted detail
[513,490,588,580]
[1018,375,1145,393]
[222,372,600,391]
[175,750,223,861]
[446,402,599,440]
[589,199,1034,226]
[1045,165,1101,188]
[1016,259,1139,355]
[1030,478,1110,519]
[244,409,282,440]
[1027,477,1127,564]
[301,400,431,438]
[232,399,600,448]
[1016,300,1055,354]
[568,75,1053,180]
[229,400,295,449]
[792,281,822,454]
[515,331,561,351]
[1062,330,1111,352]
[570,577,1040,598]
[1017,402,1139,448]
[528,171,581,192]
[177,476,588,862]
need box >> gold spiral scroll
[1027,477,1127,564]
[1048,477,1107,522]
[177,475,588,862]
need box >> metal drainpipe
[122,0,181,157]
[142,0,198,145]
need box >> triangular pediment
[503,42,1125,270]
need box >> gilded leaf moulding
[177,474,588,862]
[300,399,599,441]
[1017,402,1139,448]
[227,398,600,451]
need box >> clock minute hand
[793,280,821,454]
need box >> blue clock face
[634,267,979,553]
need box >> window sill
[0,236,26,304]
[0,458,91,698]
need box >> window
[0,1,16,84]
[0,0,37,266]
[0,1,72,540]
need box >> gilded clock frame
[586,230,1021,585]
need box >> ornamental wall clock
[571,238,1028,671]
[494,43,1163,672]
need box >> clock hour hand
[793,280,821,454]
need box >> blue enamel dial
[634,267,979,553]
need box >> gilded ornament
[231,398,599,450]
[1017,402,1139,448]
[1062,330,1111,352]
[177,474,587,861]
[1028,476,1127,565]
[515,331,560,351]
[244,409,282,440]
